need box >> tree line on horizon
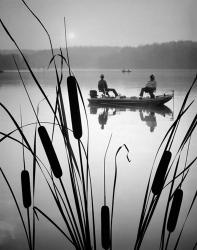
[0,41,197,70]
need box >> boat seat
[144,88,156,98]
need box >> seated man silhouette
[139,74,157,99]
[98,74,118,97]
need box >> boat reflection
[89,104,173,131]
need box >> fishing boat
[122,69,132,73]
[88,90,173,107]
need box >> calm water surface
[0,69,197,250]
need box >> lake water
[0,69,197,250]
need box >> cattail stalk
[21,170,32,208]
[38,126,62,178]
[101,205,111,250]
[67,76,82,139]
[167,188,183,232]
[152,150,172,195]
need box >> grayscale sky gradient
[0,0,196,49]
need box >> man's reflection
[98,108,109,129]
[98,108,117,129]
[139,110,157,132]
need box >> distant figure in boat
[98,74,118,97]
[139,74,157,99]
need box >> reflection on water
[139,110,157,132]
[89,104,173,131]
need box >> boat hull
[88,94,172,107]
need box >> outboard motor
[90,90,97,98]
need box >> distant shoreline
[0,41,197,70]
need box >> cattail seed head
[101,205,111,250]
[152,150,172,195]
[167,188,183,232]
[67,76,82,139]
[38,126,62,178]
[21,170,31,208]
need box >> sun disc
[68,32,76,40]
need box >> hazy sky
[0,0,196,50]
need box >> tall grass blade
[21,0,54,57]
[33,126,37,196]
[64,18,71,75]
[0,18,60,126]
[88,167,97,250]
[32,126,37,250]
[104,134,112,205]
[0,131,29,150]
[20,107,26,171]
[27,208,32,250]
[177,114,197,154]
[77,141,91,249]
[164,156,197,189]
[13,56,40,126]
[79,140,97,250]
[110,144,130,250]
[0,103,34,154]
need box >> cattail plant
[152,150,172,195]
[67,75,82,140]
[21,170,32,208]
[101,205,111,250]
[38,126,62,178]
[167,188,183,232]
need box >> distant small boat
[122,69,132,73]
[88,90,173,107]
[0,70,4,73]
